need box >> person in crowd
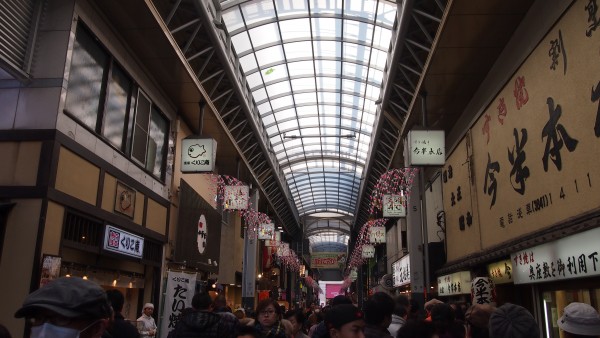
[105,289,140,338]
[168,292,236,338]
[214,295,234,314]
[252,298,287,338]
[284,309,309,338]
[137,303,157,338]
[237,325,259,338]
[307,309,323,337]
[14,276,112,338]
[465,303,495,338]
[396,320,437,338]
[0,324,11,338]
[388,295,410,337]
[429,303,465,338]
[235,308,247,320]
[408,299,421,321]
[363,292,395,338]
[488,303,539,338]
[312,295,353,338]
[557,302,600,338]
[281,319,294,338]
[424,299,444,322]
[323,303,364,338]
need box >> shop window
[62,211,103,252]
[542,287,600,338]
[64,23,169,181]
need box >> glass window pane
[255,45,285,68]
[275,0,309,18]
[231,32,252,54]
[241,0,274,26]
[279,18,311,40]
[148,107,168,178]
[284,41,313,60]
[288,61,315,77]
[249,23,280,49]
[103,64,132,149]
[132,91,151,164]
[311,18,341,39]
[313,40,340,58]
[222,8,245,32]
[65,26,108,131]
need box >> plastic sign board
[223,185,249,210]
[487,259,513,285]
[362,245,375,258]
[511,227,600,284]
[393,255,411,287]
[383,194,406,217]
[437,271,471,296]
[103,225,144,258]
[408,130,445,166]
[369,226,386,243]
[258,222,275,240]
[181,137,217,172]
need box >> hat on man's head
[15,277,111,319]
[143,303,154,310]
[557,302,600,336]
[488,303,539,338]
[325,304,363,330]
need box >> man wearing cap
[137,303,157,338]
[14,276,112,338]
[363,292,394,338]
[558,302,600,338]
[488,303,539,338]
[324,304,365,338]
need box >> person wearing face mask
[14,276,112,338]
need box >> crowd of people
[3,276,600,338]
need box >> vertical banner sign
[471,277,496,304]
[383,194,406,217]
[393,255,411,287]
[160,271,196,338]
[362,245,375,258]
[369,226,386,243]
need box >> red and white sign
[326,284,341,298]
[197,215,207,254]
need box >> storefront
[437,271,472,303]
[511,227,600,338]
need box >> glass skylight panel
[312,41,340,58]
[262,64,289,83]
[297,116,318,128]
[270,96,294,111]
[231,32,252,54]
[257,101,271,115]
[346,0,377,20]
[317,92,339,104]
[248,23,280,49]
[311,18,341,39]
[343,42,369,61]
[278,18,311,40]
[294,93,317,106]
[284,41,313,60]
[221,7,245,32]
[275,0,309,17]
[246,72,263,90]
[311,0,343,14]
[253,87,268,103]
[266,125,280,136]
[274,108,296,121]
[342,79,366,93]
[343,21,374,45]
[241,0,274,26]
[378,1,397,27]
[373,25,392,50]
[368,68,384,85]
[239,54,258,73]
[265,81,291,97]
[291,78,316,92]
[288,61,315,77]
[315,77,339,91]
[255,45,285,68]
[341,93,363,107]
[315,60,339,76]
[279,119,299,132]
[343,62,367,78]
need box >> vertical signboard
[160,271,196,338]
[407,130,445,166]
[383,194,406,217]
[181,138,217,172]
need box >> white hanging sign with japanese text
[258,222,275,240]
[223,185,249,210]
[407,130,445,166]
[181,137,217,172]
[160,271,196,338]
[103,225,144,258]
[471,277,496,305]
[511,227,600,284]
[383,194,406,217]
[437,270,471,296]
[369,226,386,243]
[393,255,411,287]
[362,245,375,258]
[487,259,513,285]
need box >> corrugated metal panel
[0,0,35,70]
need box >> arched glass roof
[221,0,397,218]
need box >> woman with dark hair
[254,299,287,338]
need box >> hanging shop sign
[299,264,306,278]
[265,231,281,247]
[160,271,197,338]
[407,130,445,166]
[277,242,290,257]
[349,268,358,282]
[383,194,406,217]
[511,227,600,284]
[393,255,411,287]
[487,259,513,285]
[181,137,217,172]
[310,252,345,269]
[437,270,471,296]
[471,277,496,305]
[362,245,375,258]
[223,185,249,210]
[258,222,275,240]
[103,225,144,259]
[369,226,386,243]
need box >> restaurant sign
[512,227,600,284]
[437,270,471,296]
[103,225,144,258]
[407,130,445,166]
[393,255,410,287]
[181,137,217,172]
[383,194,406,217]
